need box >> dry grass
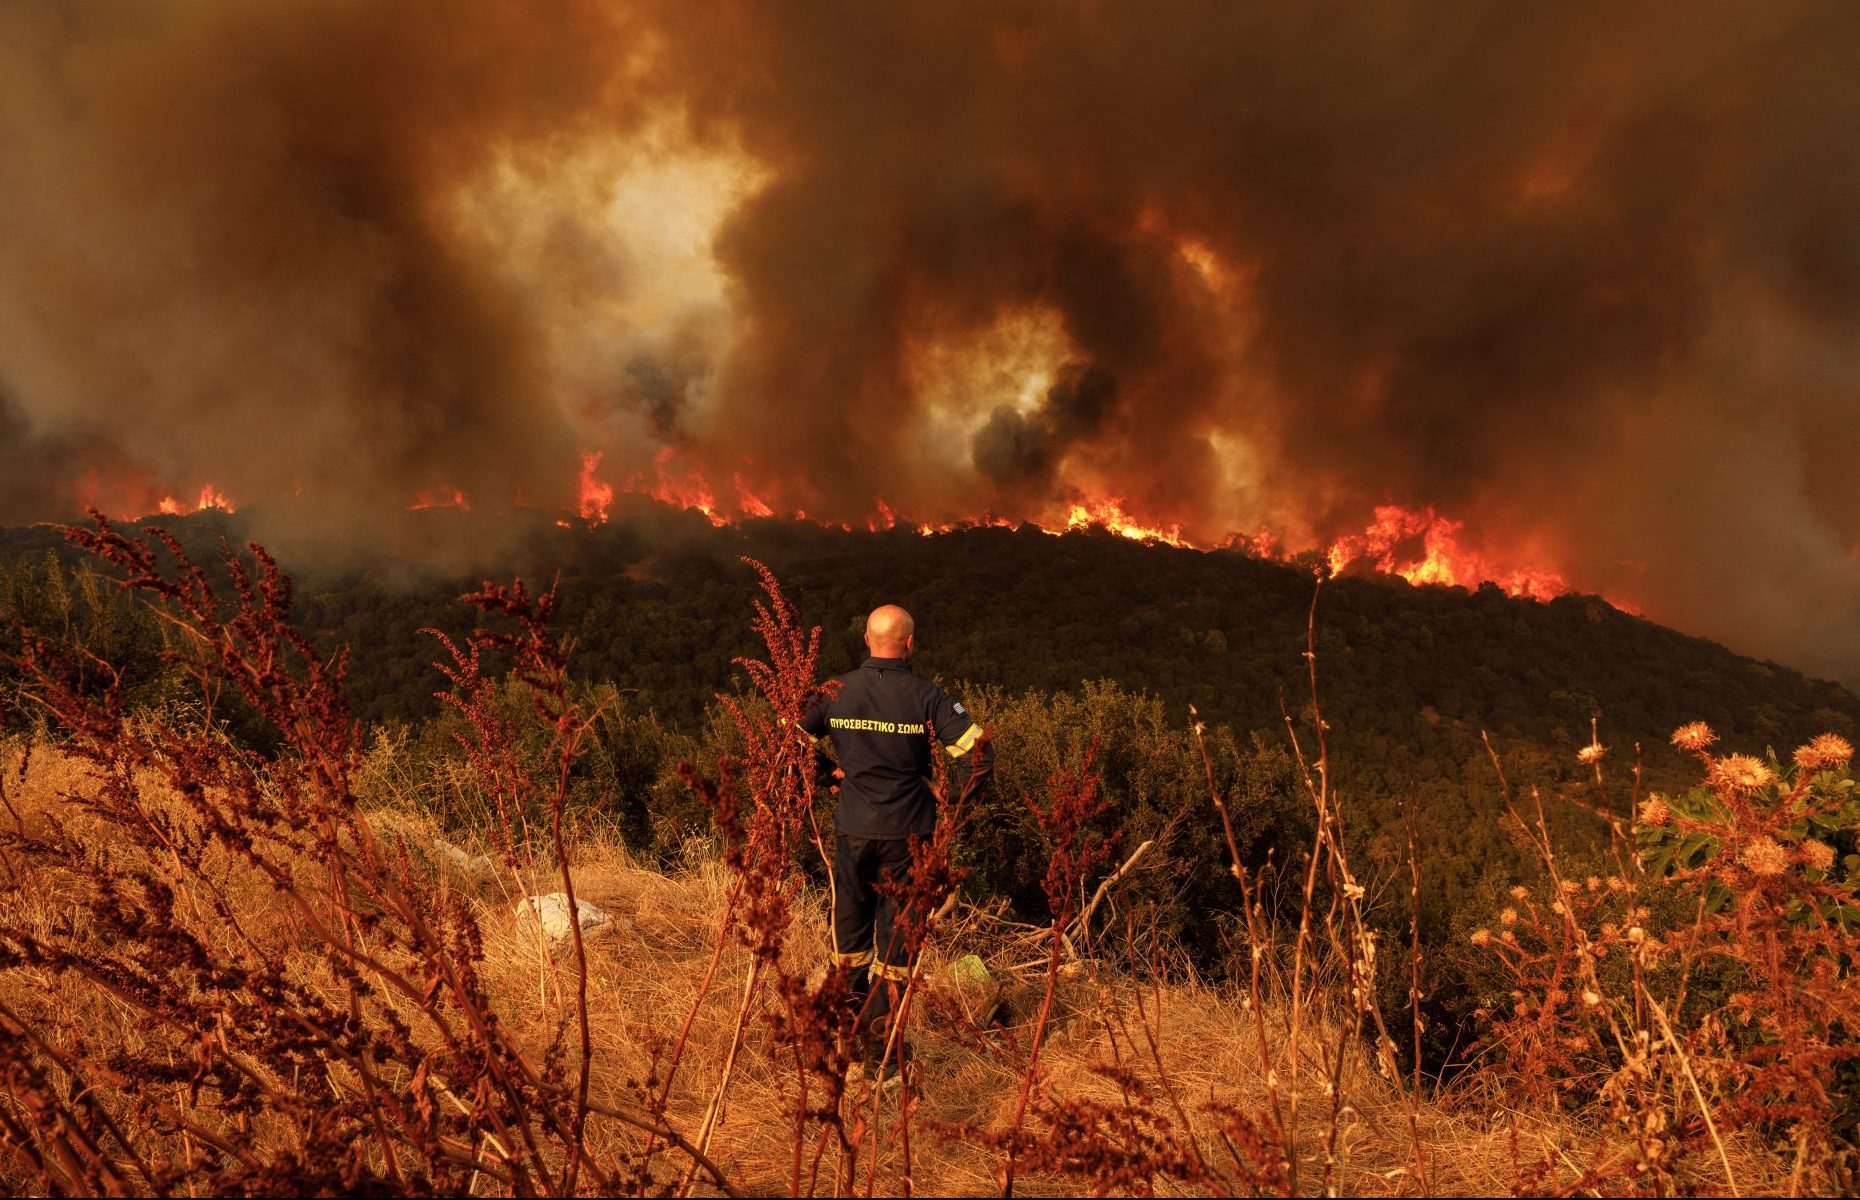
[0,738,1790,1196]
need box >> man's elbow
[951,727,995,773]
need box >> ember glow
[408,488,470,513]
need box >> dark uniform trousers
[833,834,917,1037]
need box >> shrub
[1471,723,1860,1189]
[955,680,1310,960]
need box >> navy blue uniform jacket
[799,657,988,839]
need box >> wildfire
[578,451,615,522]
[155,485,235,516]
[630,447,726,526]
[914,514,1017,536]
[77,468,237,521]
[1324,505,1567,600]
[734,474,775,519]
[77,449,1591,610]
[564,453,1570,602]
[408,488,470,512]
[1064,498,1190,548]
[1217,527,1281,559]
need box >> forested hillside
[7,505,1849,769]
[11,507,1853,733]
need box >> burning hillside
[1,2,1857,677]
[98,463,1591,606]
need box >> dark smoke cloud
[0,0,655,564]
[0,387,88,518]
[972,361,1118,495]
[2,1,1859,682]
[615,355,703,445]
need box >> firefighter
[798,603,993,1079]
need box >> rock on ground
[513,892,612,942]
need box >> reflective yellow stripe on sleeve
[833,949,874,969]
[945,723,982,757]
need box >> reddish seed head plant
[0,515,734,1196]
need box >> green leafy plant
[1638,727,1859,928]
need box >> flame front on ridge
[156,485,235,517]
[77,453,1601,609]
[572,451,1586,603]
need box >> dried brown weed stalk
[0,515,734,1196]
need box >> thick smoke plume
[0,0,663,559]
[3,1,1859,682]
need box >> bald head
[864,604,915,659]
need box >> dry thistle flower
[1802,838,1836,872]
[1577,741,1607,765]
[1470,928,1493,946]
[1793,733,1854,772]
[1499,906,1517,926]
[1670,721,1716,753]
[1581,989,1602,1008]
[1638,797,1671,827]
[1509,884,1530,901]
[1708,754,1774,793]
[1738,835,1789,878]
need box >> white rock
[432,836,495,879]
[513,892,612,943]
